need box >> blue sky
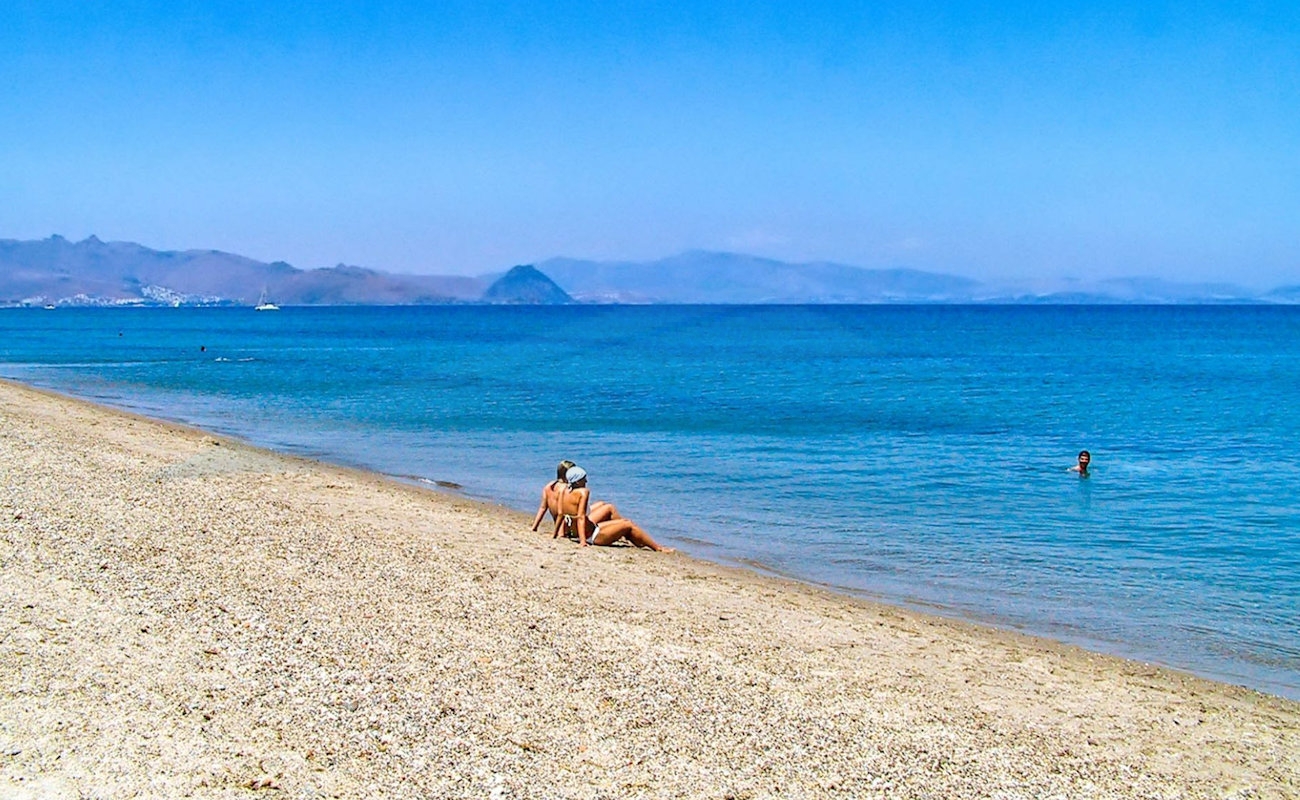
[3,2,1298,286]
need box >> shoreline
[15,377,1291,702]
[2,378,1297,798]
[11,376,1271,698]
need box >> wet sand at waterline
[2,379,1296,799]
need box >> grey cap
[565,466,587,484]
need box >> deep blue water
[2,305,1297,699]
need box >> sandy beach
[1,379,1296,799]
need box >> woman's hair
[556,459,576,481]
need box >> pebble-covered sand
[2,379,1297,799]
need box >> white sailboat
[254,289,280,311]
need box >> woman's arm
[575,489,592,546]
[530,484,550,531]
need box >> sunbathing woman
[531,459,576,532]
[532,460,623,536]
[555,466,673,552]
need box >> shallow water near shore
[2,304,1298,699]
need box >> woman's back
[557,483,587,519]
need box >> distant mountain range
[536,252,983,303]
[537,251,1298,305]
[0,235,558,306]
[2,235,1296,306]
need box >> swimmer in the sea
[1068,450,1091,477]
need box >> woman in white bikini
[555,466,673,552]
[532,460,623,536]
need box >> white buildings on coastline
[11,285,231,308]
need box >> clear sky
[3,1,1298,286]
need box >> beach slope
[1,380,1296,798]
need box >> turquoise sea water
[2,305,1297,699]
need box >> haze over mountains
[538,253,1299,304]
[2,235,1297,306]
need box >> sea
[2,304,1297,700]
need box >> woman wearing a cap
[532,460,623,537]
[556,466,673,552]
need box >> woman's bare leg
[589,501,621,524]
[592,519,673,552]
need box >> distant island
[2,234,1296,306]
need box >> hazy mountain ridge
[0,235,486,306]
[536,252,1280,305]
[1263,285,1300,303]
[535,251,984,303]
[1,235,1293,306]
